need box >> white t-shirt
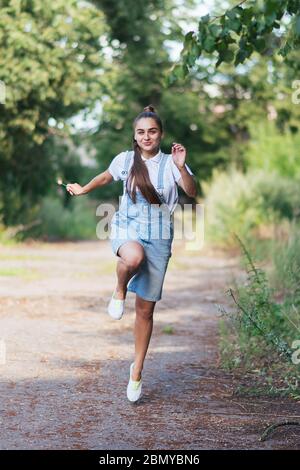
[108,148,194,214]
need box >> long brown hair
[126,105,163,205]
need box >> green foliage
[245,120,300,178]
[170,0,300,81]
[2,0,300,244]
[90,0,212,193]
[0,0,107,224]
[233,236,292,355]
[204,167,266,246]
[25,194,99,241]
[271,224,300,305]
[161,325,174,334]
[219,236,300,398]
[203,167,300,246]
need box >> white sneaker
[127,362,142,402]
[107,290,125,320]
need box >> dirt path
[0,239,299,450]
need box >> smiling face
[134,117,163,155]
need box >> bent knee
[122,245,145,270]
[118,242,145,271]
[125,255,144,271]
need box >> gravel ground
[0,239,299,450]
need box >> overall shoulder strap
[124,150,133,172]
[122,150,134,195]
[157,153,169,192]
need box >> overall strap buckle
[156,153,169,203]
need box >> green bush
[219,237,300,399]
[25,195,100,241]
[271,223,300,306]
[245,120,300,178]
[203,167,300,247]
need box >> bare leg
[114,241,145,300]
[132,295,156,381]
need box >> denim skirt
[109,196,173,302]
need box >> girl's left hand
[171,142,186,170]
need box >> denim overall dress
[109,150,174,302]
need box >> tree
[87,0,300,201]
[168,0,300,83]
[0,0,107,224]
[87,0,209,201]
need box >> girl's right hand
[66,183,84,196]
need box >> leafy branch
[168,0,300,83]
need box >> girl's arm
[177,168,197,198]
[172,143,197,198]
[66,170,113,196]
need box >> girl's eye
[137,130,157,134]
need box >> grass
[0,267,42,280]
[94,260,117,275]
[73,260,117,278]
[168,258,191,271]
[161,325,174,335]
[218,234,300,400]
[0,237,20,247]
[0,254,46,261]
